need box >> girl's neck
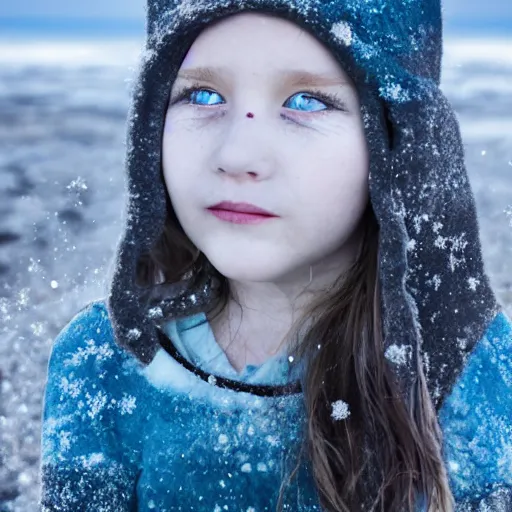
[206,231,365,373]
[207,299,296,374]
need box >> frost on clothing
[40,301,320,511]
[40,300,512,511]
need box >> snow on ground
[0,38,511,511]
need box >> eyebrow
[176,66,349,87]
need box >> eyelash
[168,82,348,114]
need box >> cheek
[162,119,199,198]
[298,129,369,203]
[292,131,369,234]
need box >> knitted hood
[106,0,500,412]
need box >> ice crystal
[64,339,114,366]
[412,213,429,234]
[79,452,105,468]
[85,390,107,419]
[256,462,268,472]
[467,277,480,291]
[59,376,84,398]
[58,430,72,452]
[241,462,252,473]
[30,322,45,336]
[148,306,164,319]
[127,327,142,340]
[426,274,442,291]
[66,176,88,191]
[118,394,137,415]
[379,79,411,103]
[331,400,350,421]
[330,21,353,46]
[384,344,412,366]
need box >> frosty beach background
[1,16,512,512]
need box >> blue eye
[188,88,224,106]
[284,92,328,112]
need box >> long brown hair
[136,187,455,511]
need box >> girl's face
[162,12,370,284]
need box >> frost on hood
[330,20,353,46]
[384,344,412,366]
[379,76,411,103]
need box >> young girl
[39,1,512,511]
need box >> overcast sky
[0,0,511,20]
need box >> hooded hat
[106,0,501,413]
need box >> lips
[207,201,278,217]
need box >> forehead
[178,13,351,85]
[177,66,351,88]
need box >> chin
[204,251,293,284]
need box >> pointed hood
[106,0,500,411]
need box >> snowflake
[78,452,105,469]
[456,337,468,351]
[467,277,480,291]
[256,462,268,472]
[448,460,460,472]
[330,20,353,46]
[413,213,429,234]
[31,322,45,336]
[58,431,72,452]
[379,80,411,103]
[85,390,107,419]
[427,274,442,291]
[28,257,42,273]
[432,222,443,234]
[331,400,350,421]
[59,376,84,398]
[148,306,163,319]
[118,394,137,415]
[127,328,142,340]
[384,344,412,366]
[64,339,114,366]
[16,288,30,308]
[241,463,252,473]
[66,176,88,191]
[265,435,279,447]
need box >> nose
[214,110,274,181]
